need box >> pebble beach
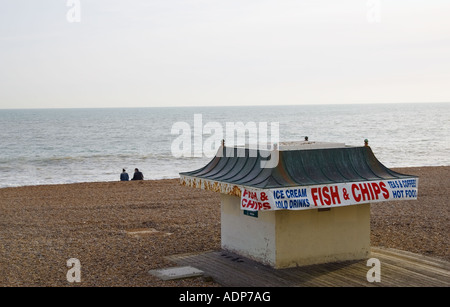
[0,166,448,287]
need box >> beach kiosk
[180,141,418,269]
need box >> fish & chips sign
[240,178,418,211]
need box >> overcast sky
[0,0,449,109]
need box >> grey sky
[1,0,449,109]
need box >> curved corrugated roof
[179,146,416,189]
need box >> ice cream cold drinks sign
[240,178,418,211]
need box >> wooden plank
[371,247,450,273]
[371,254,449,287]
[203,252,284,287]
[165,247,450,287]
[370,251,450,282]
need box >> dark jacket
[120,172,129,181]
[131,171,144,180]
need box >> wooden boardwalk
[165,247,450,287]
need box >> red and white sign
[240,178,418,211]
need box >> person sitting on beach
[131,168,144,180]
[120,169,129,181]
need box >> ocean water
[0,103,449,188]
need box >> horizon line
[0,101,449,111]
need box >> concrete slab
[126,228,173,238]
[149,266,204,281]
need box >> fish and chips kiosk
[180,141,418,268]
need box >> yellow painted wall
[274,204,370,268]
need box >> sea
[0,103,449,189]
